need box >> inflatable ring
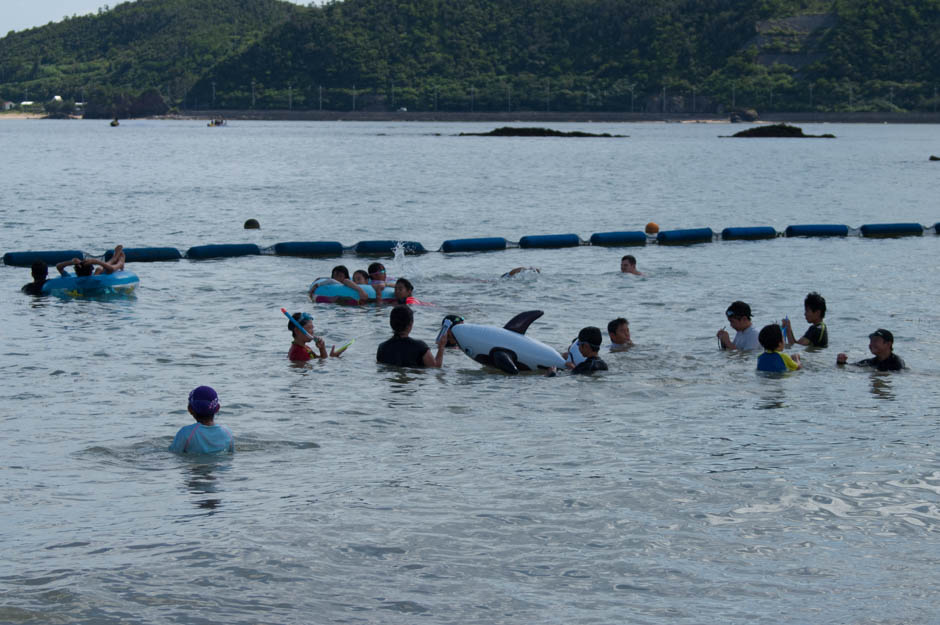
[41,271,139,298]
[308,278,394,305]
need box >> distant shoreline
[5,109,940,123]
[163,110,940,124]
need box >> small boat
[110,118,119,127]
[207,119,226,127]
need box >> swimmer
[352,269,370,285]
[21,260,48,295]
[783,291,828,348]
[168,386,234,454]
[607,317,634,350]
[717,301,760,351]
[620,255,642,275]
[376,305,446,367]
[502,267,540,278]
[394,277,420,305]
[550,327,608,375]
[439,314,465,347]
[287,312,341,361]
[368,262,394,304]
[756,324,801,372]
[56,257,95,277]
[309,265,368,303]
[836,328,905,371]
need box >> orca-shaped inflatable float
[449,310,566,375]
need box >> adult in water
[376,305,446,368]
[620,255,642,275]
[837,328,905,371]
[21,261,48,295]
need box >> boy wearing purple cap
[169,386,234,454]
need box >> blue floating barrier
[518,234,581,249]
[441,237,508,253]
[785,224,849,237]
[859,223,924,238]
[589,231,647,247]
[935,222,940,234]
[657,228,714,245]
[274,241,345,257]
[721,227,778,241]
[185,243,261,260]
[3,250,85,267]
[104,247,182,263]
[354,240,427,256]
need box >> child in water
[288,312,343,361]
[756,324,801,372]
[168,386,234,454]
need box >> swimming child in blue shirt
[168,386,234,454]
[756,324,801,372]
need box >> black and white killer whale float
[447,310,566,374]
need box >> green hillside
[0,0,299,114]
[2,0,938,114]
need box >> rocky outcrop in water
[459,127,624,137]
[729,123,835,138]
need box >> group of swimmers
[15,250,905,454]
[717,293,905,372]
[20,245,126,295]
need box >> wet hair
[607,317,628,335]
[395,277,413,293]
[331,265,350,280]
[289,312,312,335]
[578,326,603,350]
[758,324,784,351]
[31,260,48,281]
[389,305,413,335]
[368,262,386,276]
[352,269,369,283]
[621,255,637,265]
[74,260,93,277]
[804,292,826,318]
[726,301,751,319]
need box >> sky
[3,0,314,35]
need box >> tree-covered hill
[2,0,938,114]
[0,0,299,112]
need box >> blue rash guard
[169,423,234,454]
[757,350,799,372]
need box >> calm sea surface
[1,119,939,624]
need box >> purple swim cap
[188,386,220,417]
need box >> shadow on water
[869,375,895,400]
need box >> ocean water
[1,119,939,625]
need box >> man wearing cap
[717,301,760,351]
[837,329,905,371]
[566,327,608,374]
[168,386,234,454]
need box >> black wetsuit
[376,335,430,367]
[571,357,608,375]
[802,322,828,347]
[854,354,905,371]
[21,282,45,295]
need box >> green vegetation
[1,0,938,114]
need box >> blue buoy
[104,247,182,263]
[441,237,508,253]
[3,250,85,267]
[274,241,344,257]
[935,222,940,235]
[186,244,261,260]
[589,231,647,247]
[785,224,849,237]
[721,227,778,241]
[354,240,427,256]
[657,228,714,245]
[859,223,924,238]
[518,234,581,249]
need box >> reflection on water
[869,375,895,400]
